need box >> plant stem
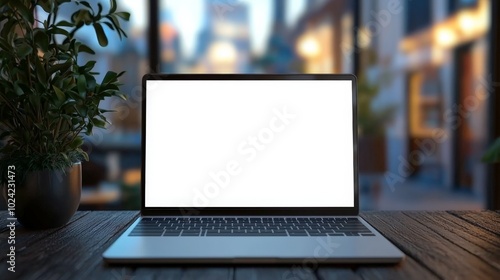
[12,8,33,89]
[54,118,62,138]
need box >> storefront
[399,0,490,193]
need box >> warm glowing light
[458,11,476,34]
[435,27,457,48]
[160,23,177,42]
[124,169,141,185]
[358,27,372,49]
[297,34,321,59]
[208,41,238,64]
[400,0,490,54]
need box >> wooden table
[1,211,499,279]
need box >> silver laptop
[103,74,404,263]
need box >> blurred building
[30,0,490,210]
[360,0,490,197]
[160,7,182,73]
[194,0,251,73]
[288,0,490,205]
[291,0,358,74]
[261,0,295,73]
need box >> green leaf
[17,43,33,58]
[102,71,118,85]
[75,104,88,117]
[71,9,92,25]
[92,118,106,128]
[35,57,47,86]
[93,23,108,47]
[77,75,87,96]
[78,149,89,161]
[56,20,74,27]
[53,86,66,101]
[60,152,69,161]
[99,115,112,125]
[13,82,24,96]
[0,37,12,52]
[78,1,94,12]
[110,0,117,13]
[107,15,120,32]
[0,18,16,39]
[33,123,45,131]
[69,136,83,149]
[48,61,72,76]
[38,0,52,13]
[98,108,116,113]
[67,91,84,101]
[86,75,97,91]
[77,44,95,54]
[482,138,500,163]
[97,3,103,15]
[85,123,94,135]
[56,0,72,5]
[34,29,49,52]
[61,100,77,109]
[47,27,70,37]
[9,1,33,23]
[81,60,96,71]
[114,12,130,21]
[103,22,115,30]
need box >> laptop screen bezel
[141,74,359,216]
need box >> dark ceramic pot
[2,163,81,229]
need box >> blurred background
[60,0,497,211]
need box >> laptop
[103,74,405,263]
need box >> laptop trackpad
[104,235,403,263]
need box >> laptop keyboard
[129,217,375,237]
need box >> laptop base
[103,216,404,264]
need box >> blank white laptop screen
[145,80,354,208]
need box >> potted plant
[357,74,395,207]
[357,75,395,173]
[0,0,129,228]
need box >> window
[448,0,479,14]
[405,0,432,34]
